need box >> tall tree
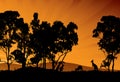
[92,15,120,71]
[11,19,32,68]
[0,11,20,71]
[51,21,78,71]
[30,12,44,68]
[30,21,51,69]
[30,12,78,71]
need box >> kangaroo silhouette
[91,60,98,71]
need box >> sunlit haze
[0,0,120,70]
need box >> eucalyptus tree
[93,16,120,71]
[30,20,51,69]
[30,12,78,71]
[51,21,78,71]
[0,11,20,70]
[11,19,32,68]
[30,12,43,68]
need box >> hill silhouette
[39,62,95,71]
[0,62,95,71]
[0,62,109,72]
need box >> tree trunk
[43,54,46,69]
[36,63,38,67]
[52,59,55,70]
[7,62,10,71]
[108,65,110,71]
[7,47,10,71]
[112,59,114,72]
[55,52,67,71]
[22,40,26,69]
[22,57,26,69]
[22,61,26,69]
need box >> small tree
[92,15,120,71]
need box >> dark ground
[0,67,120,81]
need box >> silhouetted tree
[29,12,42,67]
[30,13,55,69]
[0,11,20,71]
[93,15,120,71]
[30,21,52,69]
[30,13,78,70]
[11,19,32,68]
[51,21,78,71]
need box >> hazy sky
[0,0,120,70]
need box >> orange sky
[0,0,120,70]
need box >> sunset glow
[0,0,120,70]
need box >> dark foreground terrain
[0,67,120,81]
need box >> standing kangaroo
[91,60,98,71]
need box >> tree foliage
[30,13,78,70]
[11,19,32,68]
[0,11,20,70]
[0,11,78,71]
[93,15,120,71]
